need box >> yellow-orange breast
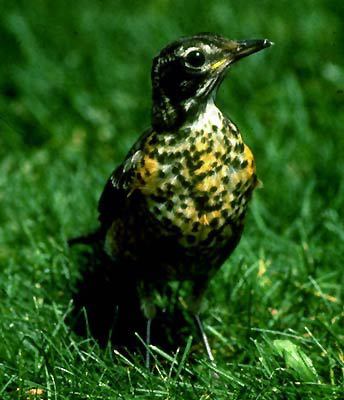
[132,112,257,249]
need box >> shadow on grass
[69,245,192,357]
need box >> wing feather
[97,128,152,231]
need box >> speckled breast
[137,107,257,251]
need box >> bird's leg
[194,313,215,362]
[187,278,215,363]
[139,283,156,370]
[145,317,153,369]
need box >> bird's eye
[185,50,206,68]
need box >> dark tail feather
[68,230,102,247]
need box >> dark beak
[229,39,273,64]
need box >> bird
[69,33,273,368]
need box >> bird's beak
[228,39,273,64]
[211,39,273,72]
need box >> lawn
[0,0,343,398]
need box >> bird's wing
[97,128,152,231]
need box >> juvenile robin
[70,33,273,367]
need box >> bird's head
[151,33,273,131]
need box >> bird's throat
[152,88,212,132]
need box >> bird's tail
[68,230,103,247]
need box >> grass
[0,0,343,398]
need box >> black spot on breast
[221,209,230,218]
[182,214,191,223]
[168,137,177,146]
[224,136,231,147]
[153,206,161,214]
[151,194,165,203]
[234,142,244,153]
[202,229,217,245]
[208,202,223,211]
[223,176,230,184]
[210,218,219,227]
[166,200,174,211]
[149,135,159,145]
[184,180,193,189]
[230,198,239,208]
[194,194,209,210]
[172,165,180,174]
[231,157,241,169]
[193,150,203,160]
[177,209,186,218]
[137,174,145,184]
[178,174,188,185]
[189,160,204,172]
[240,160,248,169]
[158,170,166,179]
[156,152,167,163]
[194,172,207,182]
[225,120,239,136]
[192,222,200,232]
[235,182,242,190]
[184,151,193,166]
[221,153,228,162]
[214,194,221,202]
